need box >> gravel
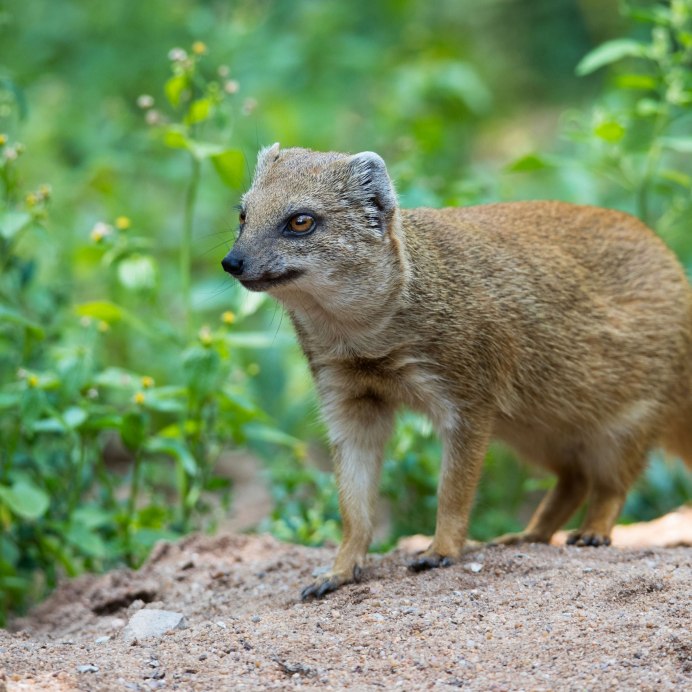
[1,530,690,690]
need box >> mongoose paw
[490,531,550,546]
[300,565,362,601]
[566,531,612,547]
[407,552,455,572]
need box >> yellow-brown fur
[223,145,692,599]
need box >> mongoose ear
[254,142,281,178]
[347,151,397,232]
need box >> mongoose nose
[221,252,245,276]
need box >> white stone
[122,609,186,642]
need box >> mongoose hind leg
[567,445,648,548]
[409,419,491,572]
[565,485,624,547]
[492,466,588,546]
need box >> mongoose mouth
[238,269,305,292]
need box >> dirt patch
[2,526,691,691]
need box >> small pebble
[76,664,99,674]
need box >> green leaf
[244,422,302,448]
[505,153,555,173]
[74,300,125,323]
[220,388,260,415]
[64,406,88,429]
[121,411,148,451]
[576,39,648,76]
[0,211,32,239]
[658,168,692,188]
[185,139,226,160]
[0,392,21,411]
[594,120,625,143]
[74,300,156,337]
[31,417,65,433]
[142,386,186,413]
[0,305,45,338]
[185,97,212,125]
[116,254,157,291]
[162,126,189,149]
[65,524,106,558]
[236,289,267,318]
[210,149,246,189]
[635,99,665,117]
[72,505,112,529]
[660,137,692,153]
[20,387,48,426]
[615,74,659,90]
[165,74,188,108]
[182,346,222,398]
[145,437,197,476]
[225,332,288,348]
[0,481,50,520]
[626,6,672,26]
[93,366,138,389]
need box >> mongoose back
[222,144,692,599]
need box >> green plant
[570,0,692,230]
[137,41,246,337]
[0,46,279,624]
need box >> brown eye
[238,210,246,225]
[288,214,315,234]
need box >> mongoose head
[222,144,406,316]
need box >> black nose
[222,252,245,276]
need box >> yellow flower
[98,321,110,333]
[221,310,235,325]
[0,134,6,145]
[192,41,207,55]
[38,184,52,200]
[25,193,38,207]
[141,375,155,389]
[115,216,131,230]
[133,391,146,405]
[27,374,39,388]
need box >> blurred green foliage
[1,0,691,620]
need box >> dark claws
[567,532,612,547]
[300,577,340,601]
[408,554,454,572]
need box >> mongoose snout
[221,252,245,276]
[224,142,692,600]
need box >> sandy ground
[2,510,691,691]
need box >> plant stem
[126,450,142,565]
[67,437,87,516]
[181,155,201,338]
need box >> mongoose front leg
[300,396,394,600]
[409,419,490,572]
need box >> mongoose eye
[288,214,315,234]
[238,210,246,225]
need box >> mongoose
[221,144,692,599]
